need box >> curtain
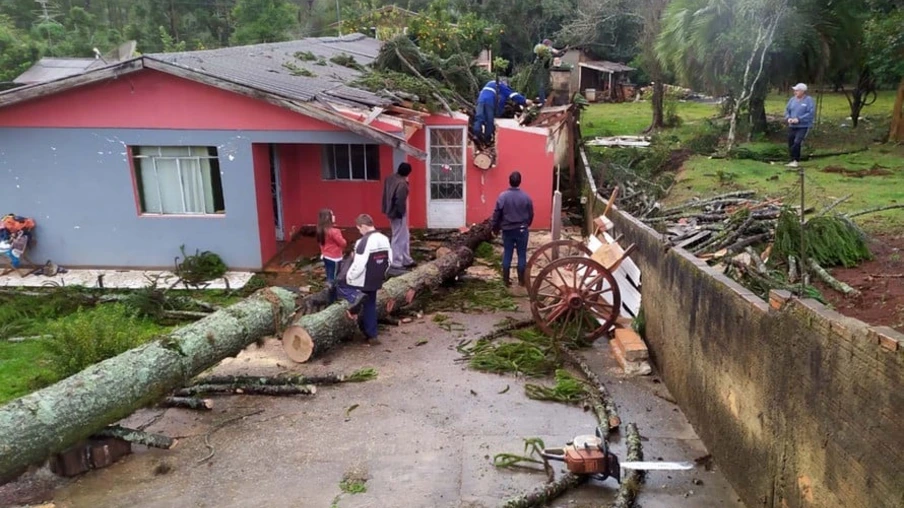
[136,147,217,214]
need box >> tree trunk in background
[890,78,904,143]
[0,288,296,483]
[650,80,665,131]
[748,80,768,138]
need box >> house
[0,34,559,271]
[560,49,636,102]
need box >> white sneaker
[785,161,799,168]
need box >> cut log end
[282,325,315,363]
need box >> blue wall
[0,128,404,270]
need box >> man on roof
[472,78,528,146]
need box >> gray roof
[146,34,389,108]
[14,58,106,84]
[579,61,635,74]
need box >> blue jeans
[502,228,529,278]
[788,127,809,162]
[324,258,339,303]
[337,286,378,340]
[472,100,496,144]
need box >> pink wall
[252,144,278,264]
[405,117,553,230]
[475,126,553,229]
[277,143,395,240]
[0,69,342,131]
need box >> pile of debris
[645,191,873,299]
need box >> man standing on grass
[382,162,416,271]
[492,171,534,288]
[335,214,392,345]
[785,83,815,168]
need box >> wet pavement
[4,267,744,508]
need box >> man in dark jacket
[335,214,392,343]
[491,171,534,287]
[381,162,416,270]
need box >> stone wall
[605,208,904,508]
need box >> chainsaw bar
[619,461,694,471]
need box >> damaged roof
[579,61,635,74]
[13,57,107,85]
[145,33,389,108]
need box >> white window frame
[132,146,225,216]
[321,144,381,182]
[426,126,467,201]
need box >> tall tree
[231,0,299,44]
[0,15,42,83]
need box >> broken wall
[604,208,904,508]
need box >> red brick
[769,290,792,310]
[613,328,648,361]
[872,327,902,352]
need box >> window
[132,146,225,215]
[428,128,464,200]
[321,144,380,181]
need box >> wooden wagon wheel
[529,256,621,344]
[524,239,592,291]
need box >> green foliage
[159,26,186,53]
[283,61,316,77]
[175,245,228,286]
[231,0,299,45]
[663,97,682,127]
[41,304,163,380]
[240,274,270,296]
[0,339,55,404]
[864,9,904,86]
[295,50,317,61]
[460,327,557,377]
[774,209,872,268]
[329,53,364,71]
[0,286,93,340]
[422,278,517,313]
[339,479,367,494]
[683,122,724,154]
[0,15,43,83]
[474,242,496,259]
[493,437,547,468]
[729,144,792,162]
[524,369,588,403]
[405,0,503,59]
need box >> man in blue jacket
[784,83,815,168]
[491,171,534,288]
[473,79,528,145]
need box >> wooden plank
[0,59,144,108]
[387,104,431,117]
[676,231,711,250]
[142,59,428,160]
[363,107,385,125]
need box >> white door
[426,126,467,228]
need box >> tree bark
[92,425,176,450]
[890,78,904,143]
[0,287,296,483]
[649,81,664,131]
[173,384,317,397]
[612,423,645,508]
[501,472,588,508]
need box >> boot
[517,268,526,287]
[502,268,511,287]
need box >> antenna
[34,0,57,23]
[94,48,108,64]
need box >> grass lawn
[581,89,903,233]
[0,289,243,405]
[581,99,720,137]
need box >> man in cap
[784,83,815,168]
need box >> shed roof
[579,61,635,74]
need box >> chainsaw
[540,429,693,483]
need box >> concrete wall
[0,128,385,270]
[604,208,904,508]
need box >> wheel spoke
[545,302,570,323]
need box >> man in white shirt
[335,214,392,343]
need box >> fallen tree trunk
[190,368,377,387]
[92,425,176,450]
[282,221,493,363]
[808,259,860,297]
[0,287,295,483]
[612,423,644,508]
[501,472,588,508]
[562,348,620,433]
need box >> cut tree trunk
[501,472,588,508]
[612,422,645,508]
[0,287,296,483]
[282,220,493,363]
[173,384,316,397]
[92,425,176,449]
[891,79,904,143]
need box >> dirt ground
[814,231,904,332]
[0,263,744,508]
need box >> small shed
[560,50,635,102]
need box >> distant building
[13,41,137,86]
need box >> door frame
[269,144,285,241]
[425,125,468,228]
